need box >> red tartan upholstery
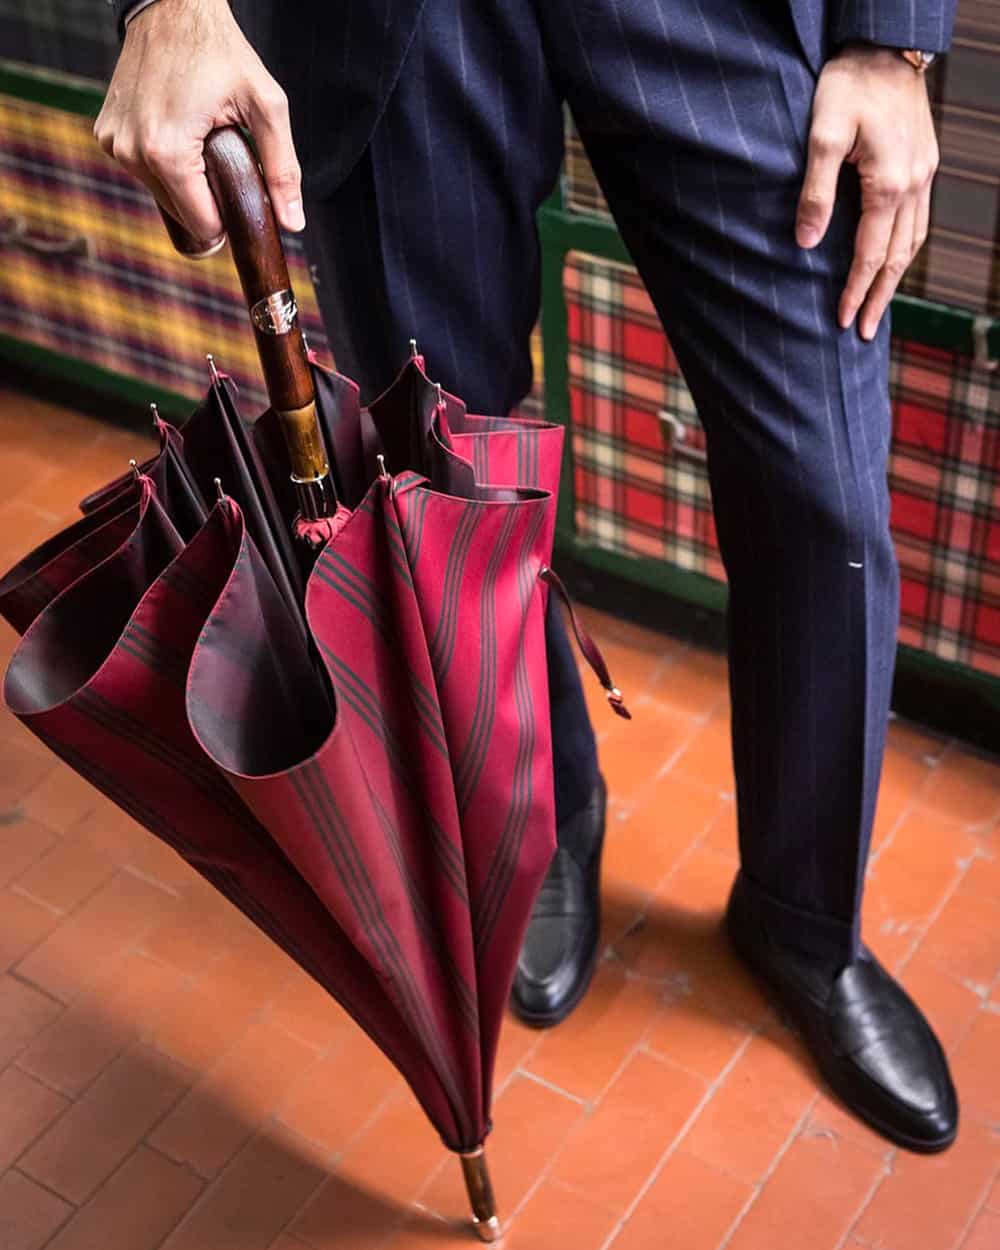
[564,250,1000,678]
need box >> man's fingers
[838,191,899,330]
[796,125,850,248]
[140,130,225,244]
[246,81,305,233]
[99,122,225,253]
[857,199,916,341]
[912,183,931,261]
[103,131,180,226]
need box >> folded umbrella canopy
[0,127,627,1241]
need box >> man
[99,0,959,1152]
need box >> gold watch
[899,49,938,73]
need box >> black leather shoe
[726,879,958,1153]
[511,777,607,1028]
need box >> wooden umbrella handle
[158,128,329,502]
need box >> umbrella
[0,127,628,1241]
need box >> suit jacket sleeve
[108,0,159,39]
[832,1,957,52]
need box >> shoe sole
[726,917,958,1155]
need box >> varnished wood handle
[157,129,325,487]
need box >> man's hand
[796,45,939,341]
[94,0,304,249]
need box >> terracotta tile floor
[1,385,1000,1250]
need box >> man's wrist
[833,42,931,73]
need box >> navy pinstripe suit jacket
[111,0,957,194]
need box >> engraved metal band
[250,288,298,336]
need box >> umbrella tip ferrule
[213,477,227,504]
[409,337,418,357]
[149,402,160,426]
[206,353,220,383]
[473,1215,503,1243]
[128,459,140,482]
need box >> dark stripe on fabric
[74,689,254,833]
[429,503,479,681]
[291,763,472,1143]
[117,624,189,689]
[366,784,479,1034]
[474,506,545,955]
[319,645,467,897]
[401,487,432,572]
[313,557,392,643]
[455,508,518,812]
[315,559,451,762]
[49,738,402,1103]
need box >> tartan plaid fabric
[0,94,330,410]
[565,249,1000,677]
[890,340,1000,676]
[565,251,725,583]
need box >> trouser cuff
[730,870,858,970]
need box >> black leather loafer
[511,777,607,1028]
[726,879,958,1153]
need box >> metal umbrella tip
[473,1215,503,1244]
[206,354,220,382]
[409,337,418,357]
[214,477,226,503]
[129,459,139,480]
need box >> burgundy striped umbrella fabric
[0,350,574,1241]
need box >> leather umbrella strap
[539,566,632,720]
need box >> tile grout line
[594,1028,764,1250]
[142,1114,336,1250]
[896,830,980,980]
[512,1066,589,1106]
[829,1150,895,1250]
[944,1155,1000,1250]
[713,1093,822,1250]
[867,728,952,870]
[16,1166,77,1250]
[496,1013,686,1232]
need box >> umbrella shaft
[460,1149,501,1243]
[293,473,334,521]
[279,399,333,518]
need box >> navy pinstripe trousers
[303,0,898,968]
